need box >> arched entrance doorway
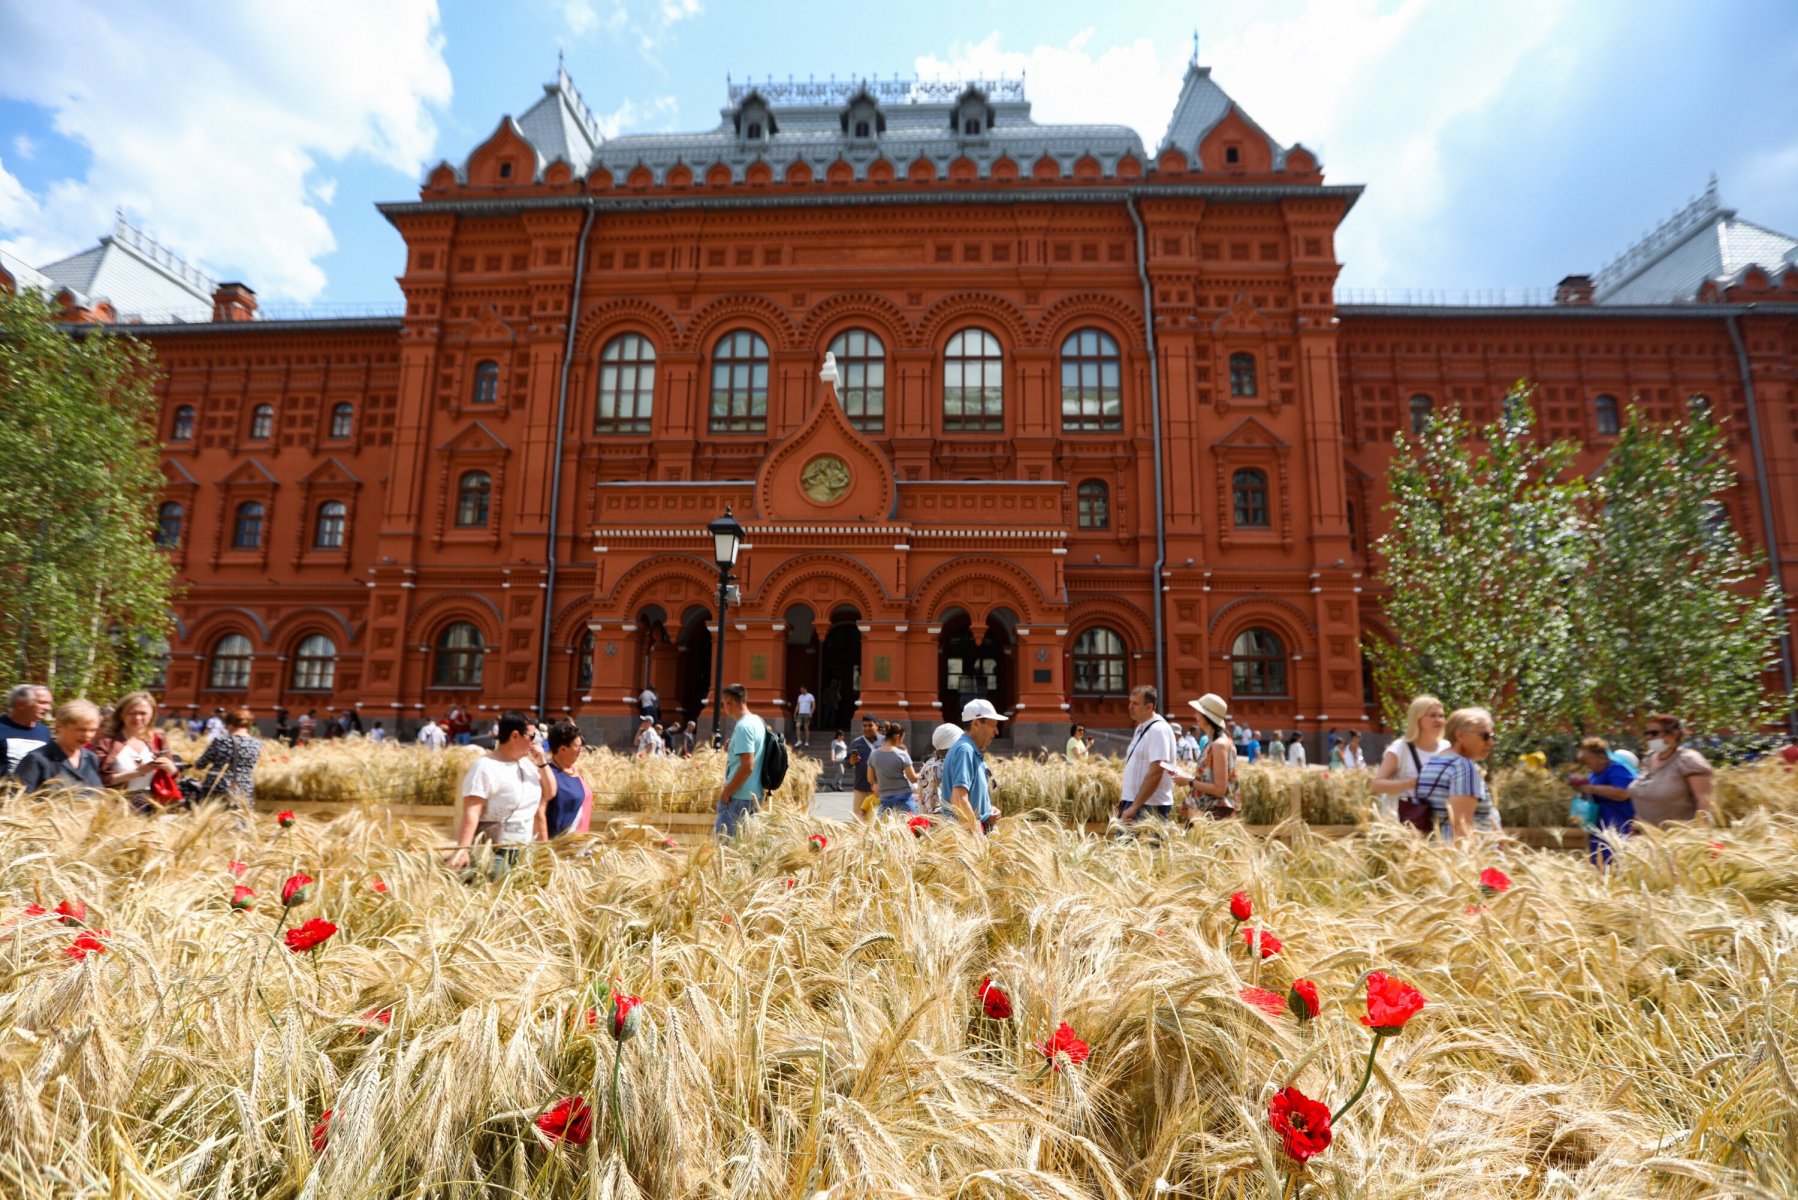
[938,607,1015,737]
[818,606,862,732]
[782,605,819,739]
[674,605,712,726]
[637,606,673,712]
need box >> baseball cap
[960,698,1009,722]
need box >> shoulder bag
[1396,743,1435,833]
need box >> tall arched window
[171,405,196,441]
[1060,328,1122,432]
[1071,627,1127,696]
[455,471,491,528]
[434,622,484,687]
[828,328,886,431]
[576,629,595,690]
[313,500,346,549]
[595,333,656,434]
[1408,394,1434,434]
[1593,394,1619,437]
[207,633,252,690]
[1232,469,1269,527]
[1229,352,1258,398]
[329,403,354,439]
[155,502,183,547]
[1230,628,1287,696]
[472,360,500,405]
[249,404,274,440]
[943,328,1004,432]
[232,501,264,549]
[709,330,770,433]
[1077,480,1110,529]
[292,634,336,691]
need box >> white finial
[1192,28,1200,66]
[819,352,840,396]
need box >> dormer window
[1225,146,1240,165]
[733,92,776,144]
[951,87,994,141]
[841,90,884,142]
[499,161,513,178]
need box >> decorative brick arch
[1067,595,1154,652]
[607,554,722,620]
[795,291,914,351]
[405,592,503,645]
[186,606,271,647]
[1036,292,1148,352]
[573,297,681,357]
[551,596,597,649]
[1208,596,1315,656]
[679,293,798,354]
[910,555,1054,627]
[267,605,358,649]
[754,552,892,618]
[916,290,1031,351]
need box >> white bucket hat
[960,698,1009,723]
[1189,693,1229,729]
[932,723,962,751]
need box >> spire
[1191,28,1200,68]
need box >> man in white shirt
[638,685,659,726]
[794,686,815,743]
[635,715,664,757]
[203,709,227,739]
[446,710,548,873]
[369,722,387,743]
[1118,685,1178,822]
[416,717,447,750]
[1174,723,1201,765]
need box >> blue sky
[2,0,1795,307]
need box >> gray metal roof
[1593,179,1798,304]
[32,215,215,322]
[1158,63,1292,168]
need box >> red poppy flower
[277,811,296,828]
[64,931,108,960]
[284,917,338,954]
[231,885,256,911]
[1266,1085,1333,1163]
[908,815,932,837]
[1035,1021,1090,1069]
[22,903,46,917]
[579,1007,600,1031]
[311,1110,333,1153]
[1288,978,1320,1022]
[1239,986,1288,1018]
[55,899,85,926]
[368,877,388,894]
[228,860,248,877]
[808,833,828,852]
[1709,840,1724,858]
[1360,971,1426,1035]
[1242,927,1283,958]
[979,977,1013,1020]
[280,873,315,907]
[536,1096,592,1145]
[610,991,643,1041]
[362,1007,392,1031]
[659,837,678,850]
[1478,867,1512,896]
[1229,892,1253,922]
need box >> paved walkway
[810,790,855,822]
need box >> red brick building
[8,61,1795,750]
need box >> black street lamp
[707,505,745,746]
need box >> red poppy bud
[1360,970,1426,1036]
[784,878,795,889]
[55,899,85,926]
[808,833,828,852]
[280,873,314,907]
[979,977,1013,1020]
[231,885,256,911]
[659,837,678,850]
[1266,1085,1332,1162]
[908,815,931,837]
[610,991,643,1041]
[1229,892,1252,922]
[1478,867,1512,896]
[362,1007,392,1033]
[536,1096,592,1145]
[1288,978,1319,1023]
[311,1110,333,1153]
[277,811,296,828]
[228,860,247,877]
[369,877,388,894]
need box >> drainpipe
[1126,194,1167,705]
[537,202,599,717]
[1724,310,1797,735]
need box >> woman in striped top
[1413,706,1501,842]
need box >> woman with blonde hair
[93,690,178,804]
[1412,706,1501,841]
[1371,694,1448,828]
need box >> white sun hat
[960,698,1009,722]
[1189,693,1229,728]
[932,723,962,751]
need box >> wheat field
[3,768,1796,1199]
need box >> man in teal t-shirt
[714,682,767,836]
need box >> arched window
[1408,394,1434,435]
[313,500,346,549]
[1232,469,1269,527]
[329,403,354,439]
[292,634,336,691]
[828,328,886,431]
[249,404,274,440]
[1229,352,1258,398]
[1230,628,1287,696]
[171,405,196,441]
[207,633,252,690]
[1077,480,1110,529]
[576,629,595,690]
[231,501,264,549]
[708,330,770,434]
[472,360,500,405]
[1060,328,1122,432]
[595,333,656,434]
[433,622,484,687]
[1593,394,1619,437]
[455,471,491,528]
[1071,627,1127,696]
[155,502,183,547]
[943,328,1004,432]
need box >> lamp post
[707,505,745,747]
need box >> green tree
[1581,403,1786,733]
[1366,384,1590,740]
[0,289,175,697]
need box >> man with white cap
[941,698,1006,830]
[912,722,961,813]
[1119,685,1177,822]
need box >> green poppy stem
[610,1039,628,1160]
[1331,1035,1384,1123]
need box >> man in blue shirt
[940,698,1006,831]
[0,683,53,776]
[714,683,768,836]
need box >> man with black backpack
[715,683,785,836]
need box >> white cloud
[592,96,681,139]
[0,1,452,302]
[563,0,701,57]
[10,135,35,162]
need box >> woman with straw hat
[1182,693,1240,820]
